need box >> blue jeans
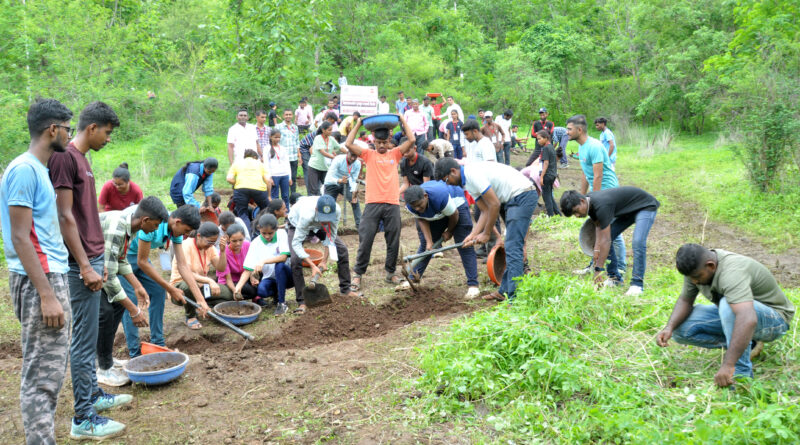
[672,298,790,377]
[452,141,462,160]
[614,234,627,272]
[257,261,295,303]
[499,190,537,300]
[68,255,104,418]
[500,142,511,165]
[272,175,291,210]
[413,205,479,286]
[324,183,362,228]
[606,210,655,287]
[120,255,167,358]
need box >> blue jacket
[170,162,214,206]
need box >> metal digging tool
[304,271,332,307]
[400,240,464,292]
[183,298,254,341]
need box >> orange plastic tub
[141,342,172,355]
[487,245,506,286]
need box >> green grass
[412,270,800,443]
[617,132,800,252]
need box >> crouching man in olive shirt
[656,244,794,387]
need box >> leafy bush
[416,272,800,443]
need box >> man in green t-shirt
[656,244,794,387]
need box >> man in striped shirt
[276,109,301,194]
[95,197,169,387]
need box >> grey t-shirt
[679,249,795,323]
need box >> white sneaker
[603,278,623,288]
[433,252,444,258]
[97,367,131,387]
[112,358,129,368]
[464,287,480,299]
[573,266,593,275]
[624,285,643,297]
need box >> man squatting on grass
[656,244,794,387]
[560,186,659,296]
[0,98,74,445]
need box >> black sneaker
[274,303,288,316]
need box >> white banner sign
[340,85,379,116]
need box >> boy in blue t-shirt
[119,205,203,357]
[0,99,73,444]
[568,114,627,278]
[404,181,480,298]
[595,117,617,167]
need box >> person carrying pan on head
[344,114,417,291]
[286,195,360,314]
[435,158,538,303]
[404,182,480,299]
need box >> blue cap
[539,107,547,113]
[315,195,338,223]
[269,101,276,107]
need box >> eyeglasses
[50,124,75,138]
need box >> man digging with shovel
[287,194,360,314]
[402,183,480,298]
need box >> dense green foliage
[0,0,797,190]
[416,265,800,443]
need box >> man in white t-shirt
[444,95,464,122]
[377,95,390,114]
[461,118,496,163]
[436,158,538,303]
[494,110,513,166]
[227,109,259,164]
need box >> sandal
[351,273,362,292]
[385,274,403,285]
[293,304,307,315]
[185,318,202,330]
[481,291,506,302]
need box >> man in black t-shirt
[399,149,434,199]
[527,107,555,165]
[560,186,660,297]
[268,102,278,127]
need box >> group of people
[1,93,794,444]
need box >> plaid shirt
[276,122,300,161]
[99,206,137,303]
[255,125,270,156]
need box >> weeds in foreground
[414,272,800,443]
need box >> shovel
[400,240,464,292]
[183,298,254,341]
[303,271,332,307]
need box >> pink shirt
[295,106,313,126]
[404,109,429,136]
[216,240,250,285]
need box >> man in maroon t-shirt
[527,107,555,166]
[49,101,130,439]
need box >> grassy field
[2,126,799,443]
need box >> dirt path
[1,150,798,443]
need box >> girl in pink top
[217,224,258,300]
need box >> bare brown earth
[1,150,798,443]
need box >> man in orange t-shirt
[345,115,416,290]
